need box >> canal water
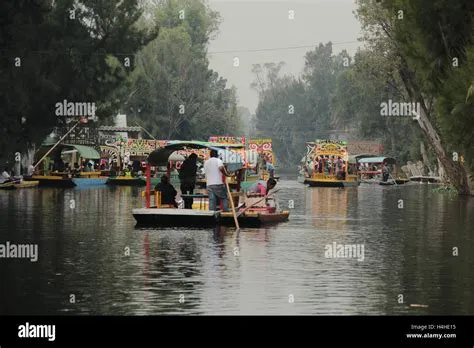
[0,178,473,315]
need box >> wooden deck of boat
[132,208,290,228]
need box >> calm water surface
[0,178,473,315]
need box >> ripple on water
[0,181,473,315]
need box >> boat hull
[106,177,146,186]
[0,182,16,190]
[379,180,395,186]
[106,177,161,186]
[14,181,39,188]
[305,179,359,187]
[409,176,440,183]
[25,176,76,188]
[132,208,290,228]
[72,178,107,187]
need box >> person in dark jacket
[155,175,177,207]
[179,153,198,209]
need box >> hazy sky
[207,0,363,113]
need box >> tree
[355,0,473,194]
[0,0,157,164]
[124,0,242,140]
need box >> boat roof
[148,141,243,168]
[358,156,396,164]
[37,143,101,159]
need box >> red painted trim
[145,164,151,208]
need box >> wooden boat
[107,176,146,186]
[14,180,39,188]
[409,176,440,183]
[379,180,396,186]
[132,141,290,228]
[358,156,408,185]
[24,175,75,188]
[303,140,360,187]
[0,179,40,189]
[395,178,409,184]
[0,181,16,190]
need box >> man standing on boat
[179,153,198,209]
[204,149,232,212]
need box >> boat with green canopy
[24,143,107,188]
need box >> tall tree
[355,0,473,194]
[124,0,242,140]
[0,0,157,164]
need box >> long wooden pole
[34,119,82,169]
[225,179,240,230]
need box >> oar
[236,188,281,218]
[224,179,240,230]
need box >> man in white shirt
[204,149,232,211]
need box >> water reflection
[0,181,473,315]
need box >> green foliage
[124,0,241,140]
[0,0,157,163]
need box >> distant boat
[302,140,360,188]
[25,173,107,188]
[357,156,408,185]
[409,176,440,183]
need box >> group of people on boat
[301,155,346,179]
[153,149,278,212]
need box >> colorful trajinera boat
[25,171,107,188]
[302,140,359,187]
[132,141,290,228]
[28,143,108,188]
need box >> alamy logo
[0,241,38,262]
[55,99,96,117]
[18,322,55,341]
[380,100,420,117]
[324,242,365,261]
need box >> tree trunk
[398,59,470,195]
[419,140,431,176]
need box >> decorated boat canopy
[358,156,396,165]
[147,141,243,171]
[306,139,349,160]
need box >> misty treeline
[252,0,474,194]
[0,0,242,164]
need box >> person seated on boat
[123,165,132,177]
[155,175,178,207]
[1,167,12,183]
[83,162,91,172]
[27,164,35,176]
[246,178,277,197]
